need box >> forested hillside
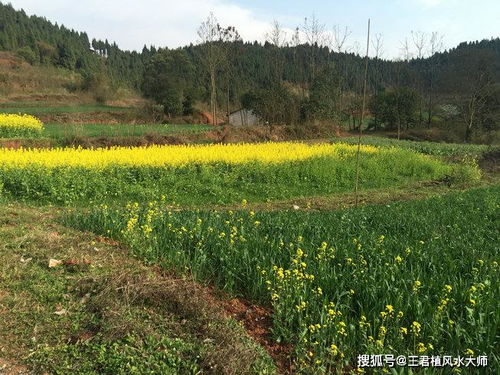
[1,2,499,141]
[0,2,150,88]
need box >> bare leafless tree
[399,37,413,62]
[221,26,242,122]
[197,13,224,125]
[397,37,414,130]
[303,14,327,46]
[331,25,352,53]
[426,31,445,126]
[411,30,428,59]
[289,26,305,97]
[429,31,444,56]
[461,73,493,142]
[302,14,327,82]
[371,33,384,59]
[351,41,361,56]
[198,13,240,125]
[330,25,352,117]
[410,31,429,125]
[290,26,301,47]
[329,26,358,119]
[265,20,287,84]
[266,20,287,47]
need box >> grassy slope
[0,104,132,115]
[0,204,275,374]
[0,52,144,132]
[0,52,80,102]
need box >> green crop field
[66,186,500,373]
[0,121,498,374]
[334,136,497,157]
[43,122,212,139]
[1,3,498,373]
[0,143,472,205]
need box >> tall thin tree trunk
[465,122,473,143]
[354,19,370,208]
[465,97,476,143]
[397,109,401,140]
[226,81,230,124]
[210,69,217,126]
[427,76,433,127]
[419,96,423,127]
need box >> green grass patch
[43,123,211,139]
[29,334,203,374]
[334,136,497,156]
[65,186,500,373]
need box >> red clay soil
[0,140,22,149]
[0,358,29,375]
[223,297,295,374]
[200,111,225,126]
[147,260,296,373]
[0,52,23,69]
[95,235,120,246]
[146,263,295,373]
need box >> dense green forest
[0,2,152,89]
[1,2,499,141]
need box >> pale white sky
[7,0,500,59]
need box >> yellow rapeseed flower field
[0,114,44,137]
[0,142,378,169]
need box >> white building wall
[229,109,260,126]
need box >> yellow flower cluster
[437,284,454,312]
[0,113,44,136]
[0,142,378,169]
